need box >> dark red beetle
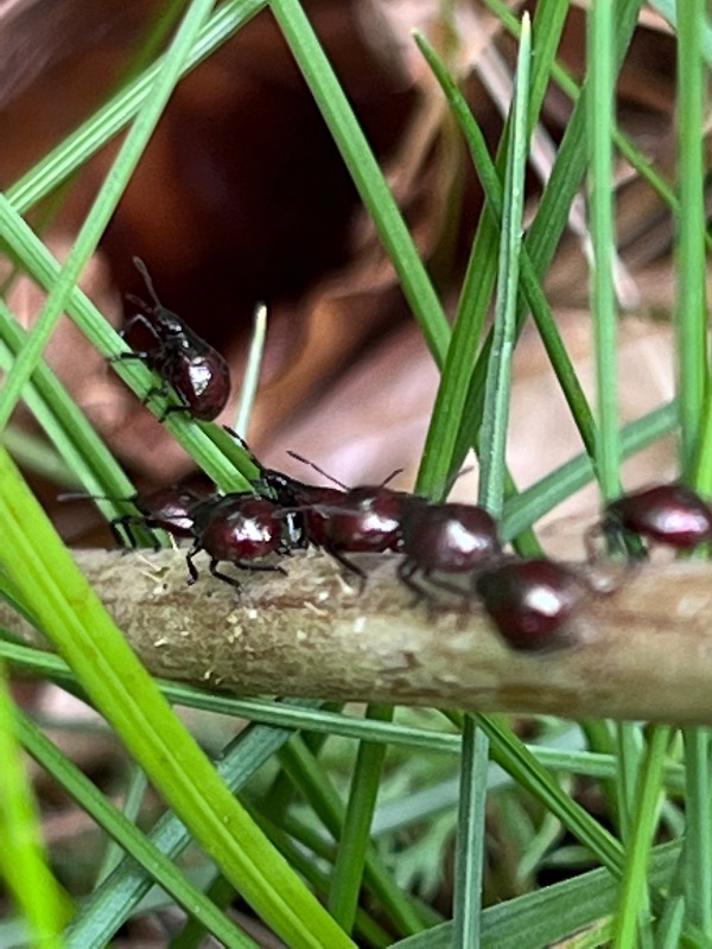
[594,483,712,555]
[286,455,500,593]
[222,427,407,582]
[398,501,502,599]
[305,483,408,583]
[278,449,409,583]
[114,258,231,421]
[116,486,207,548]
[59,485,207,549]
[186,494,290,589]
[475,558,585,651]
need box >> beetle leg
[397,558,427,607]
[589,518,648,563]
[186,543,202,584]
[324,546,367,593]
[111,513,164,552]
[159,402,192,422]
[207,558,289,589]
[109,350,153,363]
[422,571,472,602]
[141,381,170,406]
[208,559,243,590]
[108,514,136,550]
[283,511,307,548]
[583,522,604,562]
[143,520,163,553]
[221,426,263,469]
[233,561,288,577]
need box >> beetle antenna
[125,292,152,312]
[286,450,349,490]
[379,467,404,488]
[442,465,475,496]
[57,491,133,503]
[132,257,163,308]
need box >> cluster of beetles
[75,260,712,653]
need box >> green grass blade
[415,0,572,496]
[1,424,78,488]
[8,0,267,215]
[451,0,644,477]
[249,807,392,948]
[481,0,707,258]
[328,704,394,933]
[0,299,147,532]
[0,450,353,949]
[268,0,450,361]
[454,17,531,949]
[16,712,259,949]
[0,301,128,493]
[115,0,188,87]
[681,729,712,937]
[444,713,692,946]
[649,1,712,56]
[675,36,711,851]
[453,718,490,949]
[692,387,712,495]
[0,0,217,433]
[234,303,268,436]
[95,764,149,885]
[614,726,645,842]
[612,726,672,949]
[260,703,341,819]
[588,0,619,499]
[169,874,243,949]
[478,13,531,517]
[523,0,642,274]
[461,714,624,877]
[588,0,642,891]
[655,896,685,949]
[391,842,681,949]
[67,703,319,948]
[0,661,67,948]
[279,735,426,936]
[592,0,647,866]
[675,2,708,477]
[413,28,597,471]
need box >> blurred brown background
[0,0,685,554]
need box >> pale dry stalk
[4,548,712,724]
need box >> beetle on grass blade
[113,258,231,421]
